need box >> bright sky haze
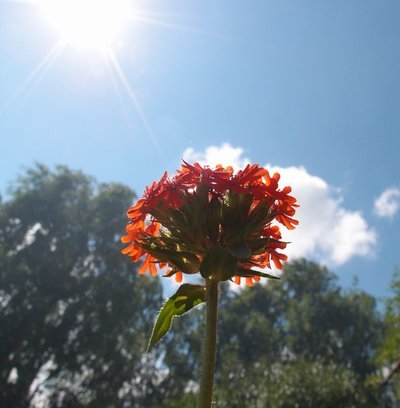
[1,0,399,300]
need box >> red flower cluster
[122,162,298,286]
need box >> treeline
[0,164,398,407]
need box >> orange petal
[149,262,158,276]
[138,256,149,275]
[121,244,134,254]
[272,256,283,270]
[130,252,142,262]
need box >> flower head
[122,162,298,286]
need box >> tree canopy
[0,164,162,407]
[372,270,400,402]
[165,260,385,407]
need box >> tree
[215,358,374,408]
[373,269,400,405]
[218,260,382,374]
[0,164,163,407]
[160,260,385,407]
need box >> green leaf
[147,284,206,352]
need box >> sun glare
[39,0,131,50]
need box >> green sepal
[222,192,253,234]
[207,194,222,243]
[244,200,274,234]
[147,284,206,352]
[236,266,281,280]
[249,270,281,280]
[228,241,251,259]
[200,244,237,281]
[137,239,200,274]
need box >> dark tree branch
[381,359,400,386]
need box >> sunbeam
[107,49,166,163]
[103,54,131,123]
[0,39,66,116]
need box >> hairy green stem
[198,278,219,408]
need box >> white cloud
[374,187,400,219]
[183,143,250,170]
[183,143,377,266]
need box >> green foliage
[218,260,383,377]
[377,271,400,363]
[148,284,206,351]
[0,164,163,407]
[372,269,400,404]
[164,260,385,407]
[216,358,375,408]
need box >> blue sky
[1,0,399,301]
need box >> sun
[39,0,131,50]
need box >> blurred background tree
[0,164,163,407]
[372,269,400,405]
[214,260,384,407]
[0,164,397,407]
[167,260,386,407]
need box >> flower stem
[198,278,219,408]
